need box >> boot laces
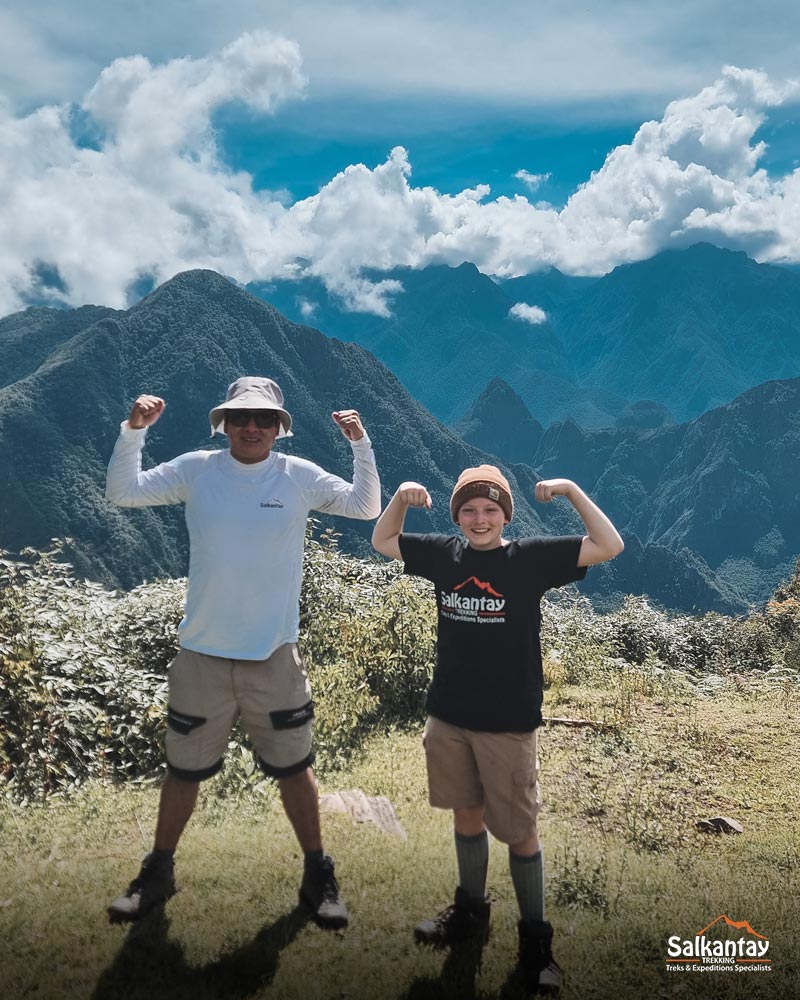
[319,864,340,903]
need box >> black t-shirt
[399,533,587,732]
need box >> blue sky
[1,1,799,316]
[215,97,641,207]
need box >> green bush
[551,842,609,914]
[3,536,799,803]
[298,526,436,769]
[0,530,436,801]
[540,584,800,683]
[0,545,183,802]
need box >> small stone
[319,789,407,838]
[696,815,743,834]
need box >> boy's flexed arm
[372,482,432,560]
[536,479,624,567]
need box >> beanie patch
[450,465,514,523]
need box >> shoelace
[125,875,147,895]
[127,861,171,895]
[433,904,458,927]
[321,872,340,902]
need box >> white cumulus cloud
[515,170,551,191]
[509,302,548,325]
[2,48,800,318]
[298,297,317,319]
[0,31,306,315]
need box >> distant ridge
[2,265,798,613]
[456,373,800,610]
[251,244,800,432]
[555,243,800,422]
[453,377,543,461]
[0,269,550,588]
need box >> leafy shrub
[551,842,609,914]
[0,545,182,802]
[0,529,435,801]
[299,527,436,769]
[541,581,800,686]
[3,536,799,802]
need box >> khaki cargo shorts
[165,643,313,781]
[423,715,541,845]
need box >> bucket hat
[209,376,293,438]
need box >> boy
[371,465,623,992]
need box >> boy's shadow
[92,903,309,1000]
[402,938,488,1000]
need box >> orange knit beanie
[450,465,513,523]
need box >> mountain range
[460,376,800,610]
[0,270,554,589]
[251,243,800,430]
[553,243,800,421]
[249,263,627,428]
[1,251,798,614]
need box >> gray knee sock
[455,830,489,901]
[509,848,545,921]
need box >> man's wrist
[121,420,148,437]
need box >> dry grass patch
[1,683,799,999]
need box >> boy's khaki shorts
[423,715,541,845]
[165,643,313,781]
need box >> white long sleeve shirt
[106,423,381,659]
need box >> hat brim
[209,402,293,438]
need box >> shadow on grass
[402,937,488,1000]
[498,963,538,1000]
[92,903,309,1000]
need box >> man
[105,376,381,928]
[371,465,623,993]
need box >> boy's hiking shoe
[299,855,349,929]
[518,918,563,994]
[414,886,491,947]
[107,853,176,923]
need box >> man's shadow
[92,903,309,1000]
[402,938,488,1000]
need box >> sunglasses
[226,410,281,429]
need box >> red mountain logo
[696,915,767,940]
[453,576,503,597]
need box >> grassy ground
[2,673,799,1000]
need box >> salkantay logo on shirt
[260,498,284,508]
[440,576,505,624]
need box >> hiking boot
[107,853,176,924]
[299,855,349,929]
[414,886,491,947]
[518,918,563,994]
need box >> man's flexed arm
[106,394,187,507]
[535,479,624,567]
[372,482,432,560]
